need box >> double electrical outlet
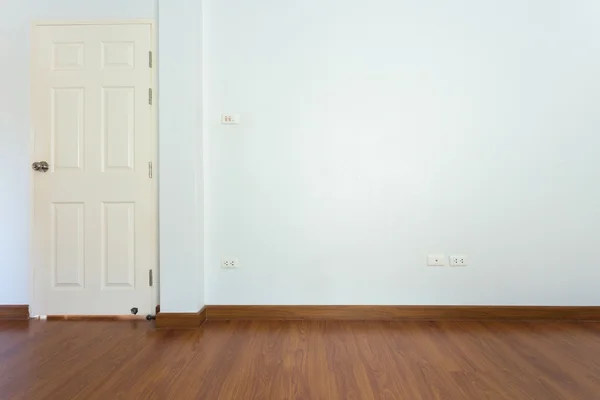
[427,255,468,267]
[221,258,240,268]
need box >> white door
[31,23,156,316]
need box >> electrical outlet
[221,114,241,125]
[427,254,445,266]
[449,255,468,267]
[221,258,239,268]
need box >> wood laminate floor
[1,320,599,399]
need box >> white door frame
[29,20,159,317]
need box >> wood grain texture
[1,319,600,399]
[207,305,600,321]
[155,306,207,329]
[0,305,29,320]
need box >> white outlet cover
[221,258,240,268]
[221,114,241,125]
[427,255,445,266]
[449,255,468,267]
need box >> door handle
[32,161,50,172]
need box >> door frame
[29,20,159,317]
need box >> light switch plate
[427,254,445,266]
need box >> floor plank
[0,320,599,399]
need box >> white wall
[0,0,156,305]
[158,0,205,312]
[204,0,600,305]
[4,0,600,310]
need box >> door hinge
[149,51,153,68]
[148,161,153,178]
[149,270,153,287]
[148,88,153,105]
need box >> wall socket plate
[221,258,239,268]
[221,114,241,125]
[427,254,446,266]
[449,255,468,267]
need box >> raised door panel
[51,203,85,288]
[51,88,85,171]
[101,87,135,171]
[101,203,135,289]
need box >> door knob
[32,161,50,172]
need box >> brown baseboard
[46,315,146,321]
[155,306,207,329]
[0,305,29,321]
[205,305,600,321]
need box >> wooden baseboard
[205,305,600,321]
[0,305,29,321]
[155,306,207,329]
[27,305,600,324]
[46,315,146,321]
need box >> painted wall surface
[4,0,600,310]
[158,0,205,312]
[0,0,155,305]
[204,0,600,305]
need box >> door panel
[51,88,85,170]
[101,202,136,289]
[32,23,155,315]
[51,203,85,288]
[101,87,135,171]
